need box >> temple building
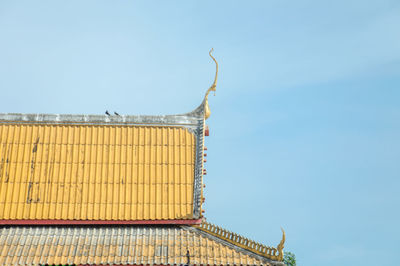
[0,51,285,265]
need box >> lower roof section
[0,225,284,266]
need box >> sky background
[1,1,399,265]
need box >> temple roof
[0,50,286,265]
[0,49,218,224]
[0,110,206,223]
[0,222,284,266]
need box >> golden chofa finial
[204,48,218,120]
[277,227,286,261]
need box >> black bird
[114,111,120,116]
[186,250,190,265]
[105,110,111,116]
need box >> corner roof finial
[277,227,286,261]
[204,48,218,120]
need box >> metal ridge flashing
[0,112,202,126]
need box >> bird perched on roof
[105,110,110,116]
[186,250,190,265]
[114,111,120,116]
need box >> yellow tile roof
[0,116,203,221]
[0,225,280,266]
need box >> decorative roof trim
[193,120,205,218]
[187,49,218,121]
[204,48,218,120]
[193,222,285,262]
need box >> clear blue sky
[1,1,399,265]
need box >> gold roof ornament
[277,227,286,261]
[194,222,286,262]
[204,48,218,120]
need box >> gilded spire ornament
[204,48,218,120]
[277,227,286,261]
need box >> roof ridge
[193,221,285,262]
[0,112,203,126]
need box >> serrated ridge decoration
[194,221,285,262]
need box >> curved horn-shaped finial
[206,48,218,96]
[277,227,286,261]
[204,48,218,120]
